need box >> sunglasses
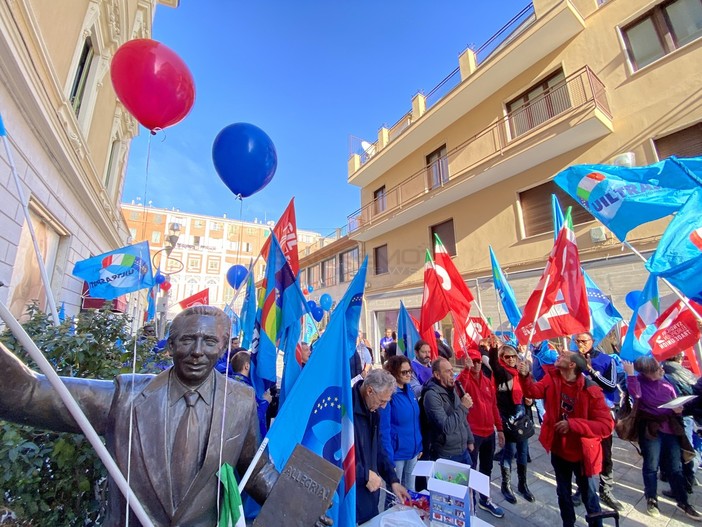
[502,354,517,359]
[399,369,412,375]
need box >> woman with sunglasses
[379,355,423,491]
[489,340,535,504]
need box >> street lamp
[153,222,183,338]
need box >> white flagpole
[1,116,60,325]
[0,300,155,527]
[527,275,551,349]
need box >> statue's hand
[314,513,333,526]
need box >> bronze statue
[0,305,277,527]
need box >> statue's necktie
[172,391,200,506]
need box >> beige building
[0,0,178,319]
[343,0,702,349]
[122,203,323,319]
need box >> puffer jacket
[379,384,423,462]
[421,378,473,458]
[456,368,503,437]
[520,369,613,476]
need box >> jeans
[501,438,528,468]
[551,453,602,527]
[640,429,688,505]
[443,450,472,466]
[394,456,419,491]
[470,433,495,500]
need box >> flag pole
[0,300,155,527]
[526,275,550,349]
[0,115,60,325]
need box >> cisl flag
[453,316,491,351]
[419,250,450,360]
[179,288,209,309]
[648,299,702,361]
[260,198,299,274]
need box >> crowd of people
[355,327,702,526]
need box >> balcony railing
[347,67,610,234]
[349,2,537,164]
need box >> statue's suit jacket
[0,360,277,527]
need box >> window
[426,145,449,189]
[307,264,320,289]
[519,181,594,237]
[129,228,137,240]
[153,215,164,225]
[243,242,252,253]
[246,227,256,235]
[187,256,201,272]
[374,186,386,215]
[322,258,338,287]
[507,69,570,138]
[207,257,220,273]
[431,219,456,257]
[654,122,702,158]
[211,222,222,231]
[69,37,94,116]
[193,235,201,247]
[340,247,360,283]
[167,252,183,272]
[194,220,204,229]
[151,231,161,244]
[104,140,120,195]
[374,245,388,275]
[129,211,140,220]
[623,0,702,71]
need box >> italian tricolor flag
[218,463,245,527]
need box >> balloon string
[139,131,153,241]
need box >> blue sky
[123,1,529,235]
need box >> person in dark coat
[354,369,410,523]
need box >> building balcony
[348,0,586,187]
[347,66,612,242]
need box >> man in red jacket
[457,349,505,518]
[518,351,613,527]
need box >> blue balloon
[307,300,317,311]
[319,293,333,311]
[154,271,166,285]
[212,123,277,198]
[308,285,314,293]
[625,290,642,310]
[312,306,324,322]
[227,264,248,289]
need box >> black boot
[501,466,517,504]
[517,464,535,502]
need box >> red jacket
[520,369,613,476]
[456,368,503,438]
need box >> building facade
[0,0,177,320]
[344,0,702,349]
[122,203,323,318]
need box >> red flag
[260,198,299,274]
[453,316,491,351]
[516,213,590,344]
[433,234,474,358]
[649,299,702,361]
[420,251,449,360]
[178,288,209,309]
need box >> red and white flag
[419,250,450,360]
[453,316,491,351]
[260,198,299,274]
[179,288,210,309]
[649,299,702,361]
[516,212,590,344]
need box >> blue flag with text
[583,269,622,345]
[489,246,522,328]
[620,273,660,361]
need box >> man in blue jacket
[354,369,410,523]
[574,332,622,511]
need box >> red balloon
[110,39,195,131]
[160,281,172,292]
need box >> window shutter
[655,123,702,159]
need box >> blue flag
[554,156,702,241]
[146,285,157,322]
[583,269,622,346]
[489,246,522,328]
[302,313,318,344]
[620,274,660,361]
[239,270,257,349]
[250,234,307,397]
[279,320,302,406]
[397,301,420,359]
[223,304,240,338]
[267,258,367,527]
[73,241,154,300]
[646,188,702,303]
[552,194,565,241]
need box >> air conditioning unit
[590,226,608,243]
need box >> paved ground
[475,425,701,527]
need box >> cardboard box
[412,459,471,527]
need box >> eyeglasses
[399,369,412,375]
[502,355,517,359]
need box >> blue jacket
[353,381,399,524]
[379,384,423,463]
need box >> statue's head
[168,306,230,388]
